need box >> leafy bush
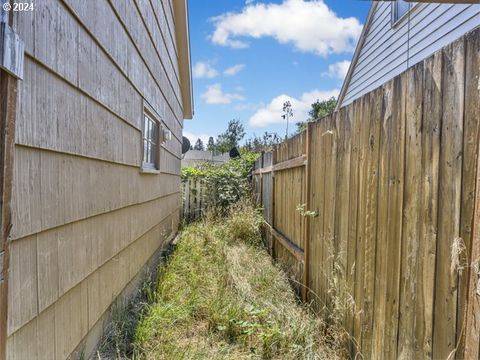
[181,151,259,211]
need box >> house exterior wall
[5,0,188,358]
[341,2,479,107]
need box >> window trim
[141,103,161,174]
[391,0,417,27]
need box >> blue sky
[184,0,371,145]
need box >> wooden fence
[182,178,208,221]
[252,29,479,360]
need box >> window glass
[142,113,160,170]
[393,0,411,23]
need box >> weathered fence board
[462,27,480,360]
[458,27,480,357]
[433,36,465,360]
[182,178,209,221]
[252,28,479,360]
[346,101,360,355]
[371,78,393,359]
[398,63,423,359]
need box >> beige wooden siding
[6,0,184,357]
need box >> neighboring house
[337,0,479,109]
[0,1,193,359]
[182,150,230,168]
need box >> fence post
[271,147,277,256]
[302,123,312,301]
[260,152,264,206]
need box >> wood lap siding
[6,0,184,358]
[253,29,480,360]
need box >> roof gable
[335,2,378,111]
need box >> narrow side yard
[99,201,342,359]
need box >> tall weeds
[133,200,340,359]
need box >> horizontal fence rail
[252,28,480,360]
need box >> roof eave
[335,2,378,111]
[173,0,194,119]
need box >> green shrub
[182,151,259,212]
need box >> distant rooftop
[182,150,230,167]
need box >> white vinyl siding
[341,3,480,107]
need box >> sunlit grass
[133,201,340,360]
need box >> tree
[296,97,337,133]
[244,131,281,152]
[207,136,215,152]
[216,119,245,153]
[282,101,293,139]
[295,122,307,134]
[193,138,205,151]
[309,97,337,120]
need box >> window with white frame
[142,110,160,171]
[392,0,412,24]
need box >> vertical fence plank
[308,120,326,309]
[415,50,442,360]
[259,153,263,208]
[346,100,361,355]
[433,37,465,360]
[462,27,480,360]
[333,106,351,327]
[303,123,312,301]
[184,179,189,220]
[371,78,394,359]
[384,72,407,360]
[361,86,382,359]
[398,62,424,359]
[271,148,276,256]
[353,92,370,354]
[457,26,480,357]
[464,159,480,354]
[323,114,337,315]
[315,121,328,315]
[306,124,316,301]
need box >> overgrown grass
[131,201,340,359]
[97,276,155,358]
[96,244,175,359]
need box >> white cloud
[192,62,218,79]
[210,0,362,56]
[183,131,211,146]
[322,60,351,79]
[201,83,245,104]
[234,102,262,111]
[249,88,339,127]
[224,64,246,76]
